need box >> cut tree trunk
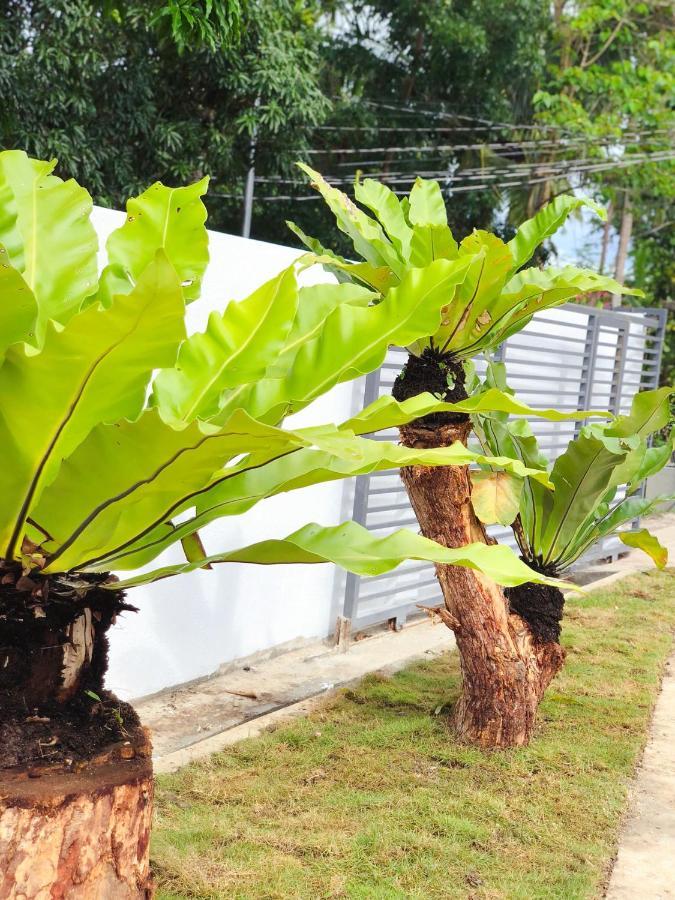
[0,571,154,897]
[0,740,154,899]
[398,417,565,748]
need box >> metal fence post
[336,370,382,650]
[575,310,600,436]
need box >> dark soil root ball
[504,582,565,644]
[392,349,469,428]
[0,570,143,770]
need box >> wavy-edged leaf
[619,528,668,569]
[0,251,185,559]
[0,150,97,343]
[470,471,523,526]
[0,253,37,359]
[153,266,301,423]
[540,433,628,567]
[594,494,675,540]
[507,195,606,273]
[106,521,566,589]
[494,265,642,348]
[339,389,610,436]
[217,256,475,426]
[430,231,514,357]
[353,178,412,259]
[266,282,375,378]
[605,386,674,440]
[473,415,550,548]
[408,178,448,226]
[409,223,459,268]
[286,227,394,292]
[99,177,209,305]
[93,432,556,571]
[286,220,348,263]
[298,163,403,275]
[628,439,674,490]
[35,407,321,573]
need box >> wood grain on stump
[0,736,154,899]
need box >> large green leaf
[408,223,459,268]
[265,282,375,378]
[103,431,557,571]
[470,471,523,526]
[0,254,37,358]
[216,256,475,426]
[539,433,628,567]
[98,177,209,305]
[152,266,300,423]
[408,178,448,227]
[628,439,674,490]
[494,265,639,348]
[619,528,668,569]
[285,224,394,292]
[297,163,403,275]
[106,521,566,589]
[592,494,675,542]
[507,195,606,274]
[353,178,412,259]
[0,252,185,559]
[35,408,326,573]
[0,150,98,343]
[339,388,610,436]
[604,386,674,440]
[428,231,515,357]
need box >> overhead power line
[297,129,672,157]
[255,147,674,187]
[210,149,675,202]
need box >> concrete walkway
[606,654,675,899]
[603,513,675,900]
[141,616,456,774]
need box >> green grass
[153,569,675,899]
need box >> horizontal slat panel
[343,304,666,635]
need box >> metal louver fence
[338,303,667,644]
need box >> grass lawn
[152,569,674,899]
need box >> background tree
[532,0,674,380]
[0,0,327,237]
[280,0,550,249]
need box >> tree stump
[0,573,154,897]
[0,739,154,900]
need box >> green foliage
[0,0,327,234]
[111,521,563,590]
[534,0,674,384]
[0,151,561,592]
[474,367,674,573]
[294,167,638,360]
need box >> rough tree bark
[398,417,566,748]
[0,576,154,898]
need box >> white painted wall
[91,209,359,699]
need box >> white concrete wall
[91,208,358,699]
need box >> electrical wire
[209,149,675,202]
[297,130,672,157]
[254,148,674,186]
